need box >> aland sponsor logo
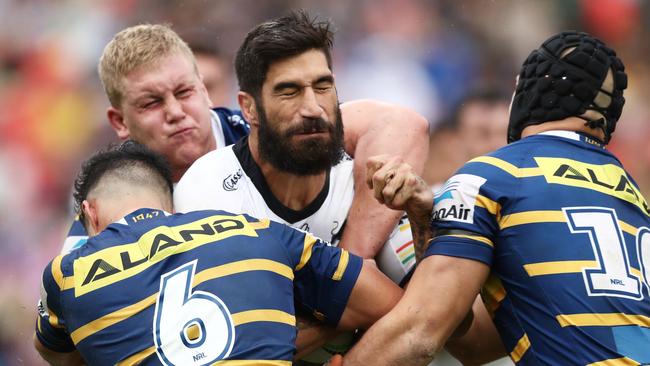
[433,174,486,223]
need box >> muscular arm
[340,255,490,366]
[445,296,508,365]
[339,100,429,258]
[34,334,85,366]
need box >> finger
[366,156,387,189]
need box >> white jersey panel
[174,145,354,244]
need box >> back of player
[433,131,650,364]
[37,208,361,365]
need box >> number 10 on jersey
[564,207,650,300]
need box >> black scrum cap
[508,31,627,144]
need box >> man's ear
[107,107,130,140]
[82,199,100,236]
[238,92,259,127]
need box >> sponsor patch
[433,174,486,223]
[222,169,243,191]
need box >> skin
[330,118,608,366]
[107,53,216,182]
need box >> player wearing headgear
[33,142,401,365]
[332,31,650,366]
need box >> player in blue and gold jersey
[34,142,401,366]
[335,31,650,366]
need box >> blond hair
[98,24,197,107]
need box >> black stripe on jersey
[232,138,331,224]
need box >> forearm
[342,304,440,366]
[294,316,339,360]
[341,255,489,366]
[445,296,507,365]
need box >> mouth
[170,127,195,138]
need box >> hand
[366,154,433,221]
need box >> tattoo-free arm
[339,100,429,258]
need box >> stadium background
[1,0,649,364]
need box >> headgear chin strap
[507,31,627,144]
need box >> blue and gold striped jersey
[427,131,650,365]
[37,208,362,366]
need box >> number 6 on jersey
[154,260,235,365]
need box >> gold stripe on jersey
[72,214,265,297]
[194,259,294,284]
[211,361,292,365]
[70,259,295,344]
[249,218,271,230]
[442,234,494,247]
[46,308,64,329]
[587,357,641,366]
[557,313,650,328]
[51,255,64,289]
[231,309,295,326]
[332,250,350,281]
[499,210,566,229]
[535,157,650,215]
[469,156,543,178]
[509,333,530,363]
[498,210,639,236]
[71,292,157,344]
[482,273,506,316]
[116,346,155,366]
[296,234,317,271]
[476,194,501,218]
[525,260,642,278]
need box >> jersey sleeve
[426,156,519,266]
[35,256,76,352]
[273,222,363,326]
[212,107,250,145]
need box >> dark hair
[445,86,511,130]
[73,141,173,228]
[235,9,334,99]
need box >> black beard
[256,103,344,176]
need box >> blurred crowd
[1,0,650,364]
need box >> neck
[248,133,327,211]
[520,117,606,141]
[96,195,169,234]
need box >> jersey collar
[538,130,606,149]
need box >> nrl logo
[223,169,243,191]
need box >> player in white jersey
[175,10,429,365]
[62,22,428,256]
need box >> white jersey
[174,138,417,285]
[174,139,354,244]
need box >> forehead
[122,53,198,99]
[263,49,331,87]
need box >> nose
[299,87,324,118]
[164,96,186,123]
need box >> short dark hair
[446,86,511,130]
[73,141,173,228]
[235,9,334,99]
